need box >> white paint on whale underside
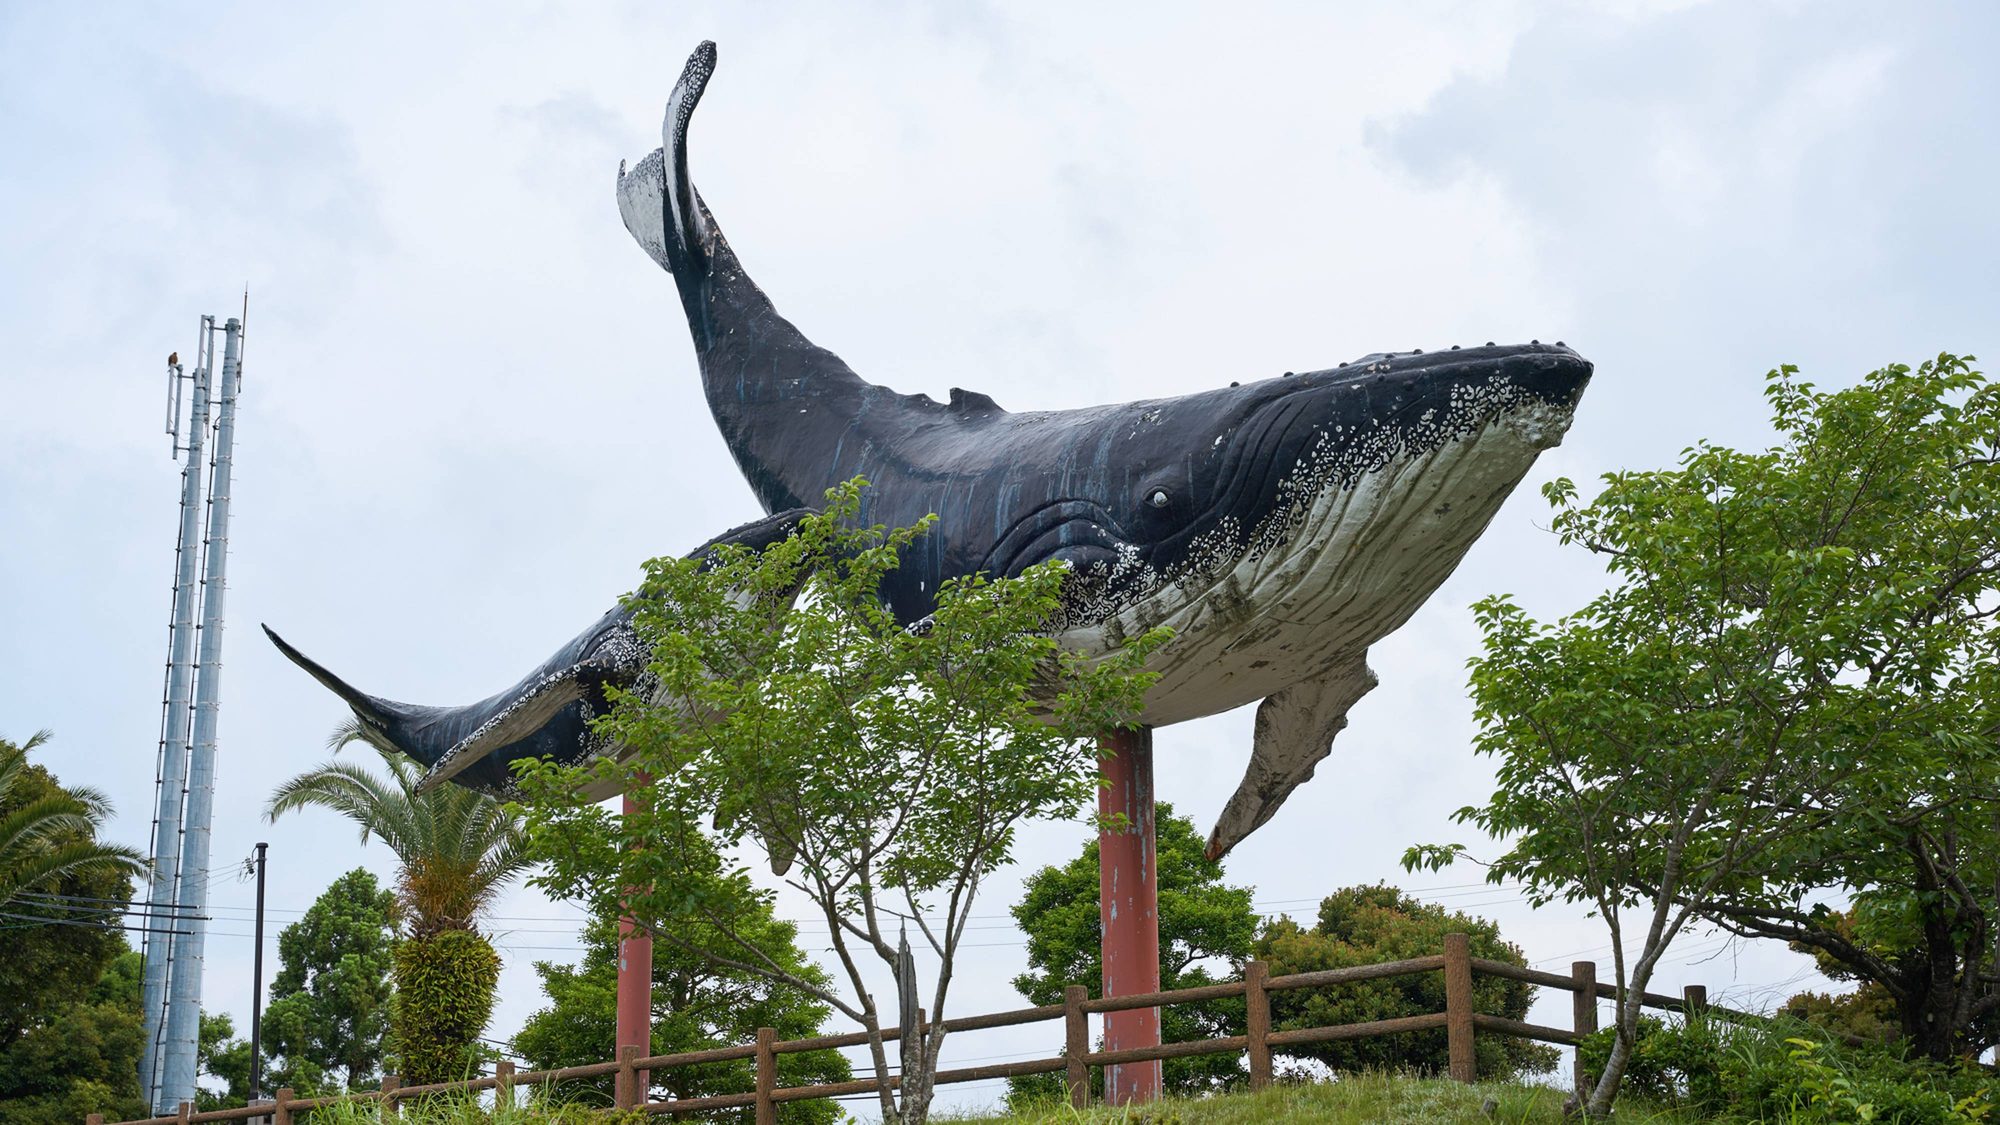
[1057,395,1575,728]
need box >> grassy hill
[943,1074,1695,1124]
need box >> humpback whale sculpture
[269,41,1591,859]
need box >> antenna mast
[140,309,247,1113]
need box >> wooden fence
[90,933,1741,1125]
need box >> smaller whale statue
[271,41,1592,859]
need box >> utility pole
[248,841,268,1100]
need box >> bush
[1579,1014,1999,1124]
[1256,884,1558,1080]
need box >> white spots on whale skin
[1047,374,1571,644]
[416,621,649,792]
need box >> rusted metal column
[1098,726,1161,1104]
[617,787,654,1098]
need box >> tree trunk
[1899,974,1964,1063]
[1584,996,1641,1118]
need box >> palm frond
[268,723,533,936]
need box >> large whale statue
[270,41,1591,859]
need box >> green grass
[270,1074,1701,1125]
[936,1074,1700,1124]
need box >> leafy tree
[1254,885,1556,1079]
[0,731,147,1048]
[0,937,254,1123]
[518,482,1167,1125]
[0,947,146,1125]
[268,733,532,1084]
[1409,356,2000,1114]
[195,1012,252,1111]
[257,868,398,1093]
[1780,902,1960,1048]
[1005,802,1255,1105]
[0,732,148,911]
[513,880,849,1121]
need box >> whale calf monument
[269,41,1591,1104]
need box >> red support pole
[617,787,653,1097]
[1098,726,1161,1104]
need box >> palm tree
[267,722,534,1083]
[0,731,147,909]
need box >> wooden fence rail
[87,934,1738,1125]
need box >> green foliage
[0,732,146,1050]
[1578,1015,2000,1124]
[197,1010,254,1110]
[268,729,532,1093]
[517,481,1168,1125]
[513,885,847,1121]
[268,734,531,940]
[1006,802,1256,1105]
[1254,885,1556,1080]
[1412,356,2000,1101]
[261,868,399,1093]
[391,931,499,1085]
[1784,984,1905,1047]
[267,1081,604,1125]
[0,947,147,1125]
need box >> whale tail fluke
[616,41,715,282]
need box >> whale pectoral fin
[262,624,429,743]
[692,506,816,561]
[407,673,601,792]
[264,622,611,791]
[269,508,822,800]
[1205,652,1379,861]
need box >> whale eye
[1147,488,1171,509]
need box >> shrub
[1256,884,1558,1080]
[1580,1014,2000,1124]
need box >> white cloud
[4,0,1994,1113]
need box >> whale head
[1018,342,1592,719]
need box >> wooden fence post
[1245,960,1272,1092]
[85,1115,103,1125]
[1683,984,1708,1018]
[176,1103,191,1125]
[272,1087,294,1125]
[754,1027,777,1125]
[1572,961,1598,1096]
[1443,933,1476,1083]
[494,1060,514,1112]
[384,1075,403,1120]
[1063,984,1089,1109]
[614,1044,640,1110]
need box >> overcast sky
[4,0,1996,1113]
